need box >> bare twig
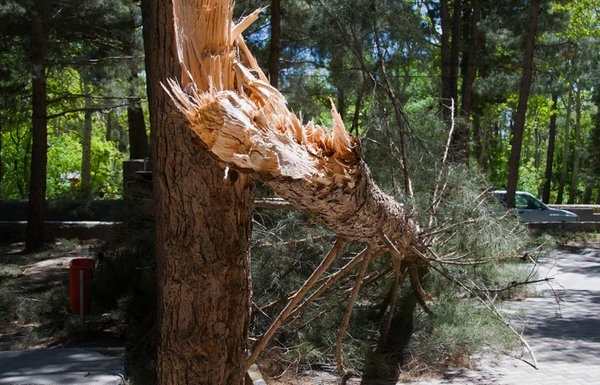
[428,262,539,369]
[287,247,382,319]
[429,97,456,227]
[245,240,346,371]
[335,250,371,376]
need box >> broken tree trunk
[165,0,428,373]
[166,8,421,248]
[147,1,253,384]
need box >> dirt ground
[0,239,123,350]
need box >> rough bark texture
[166,88,419,249]
[141,0,253,384]
[541,93,557,203]
[505,0,541,208]
[26,6,47,251]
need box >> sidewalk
[413,246,600,385]
[0,347,124,385]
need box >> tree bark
[26,6,48,251]
[267,0,281,88]
[541,93,558,203]
[164,0,426,368]
[458,0,481,163]
[440,0,463,161]
[556,88,572,204]
[141,0,254,384]
[127,97,149,159]
[81,83,92,193]
[568,87,581,204]
[505,0,541,208]
[123,21,149,160]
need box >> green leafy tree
[0,0,144,248]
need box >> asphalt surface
[412,245,600,385]
[0,347,124,385]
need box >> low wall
[0,199,131,243]
[550,205,600,222]
[0,199,129,222]
[1,199,598,243]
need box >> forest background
[1,0,599,209]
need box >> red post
[69,258,95,315]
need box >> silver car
[493,190,579,223]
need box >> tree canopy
[1,0,599,203]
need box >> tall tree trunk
[590,87,600,203]
[568,86,582,204]
[440,0,463,161]
[127,97,149,159]
[556,88,572,204]
[541,93,558,203]
[123,14,149,159]
[141,0,254,384]
[458,0,481,163]
[267,0,281,88]
[81,83,93,193]
[505,0,541,208]
[26,6,48,251]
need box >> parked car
[492,190,579,223]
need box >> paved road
[0,347,124,385]
[413,246,600,385]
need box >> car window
[515,194,529,209]
[516,194,544,210]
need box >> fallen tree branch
[335,248,371,376]
[427,261,539,369]
[245,240,346,371]
[164,1,450,371]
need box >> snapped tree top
[163,0,534,375]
